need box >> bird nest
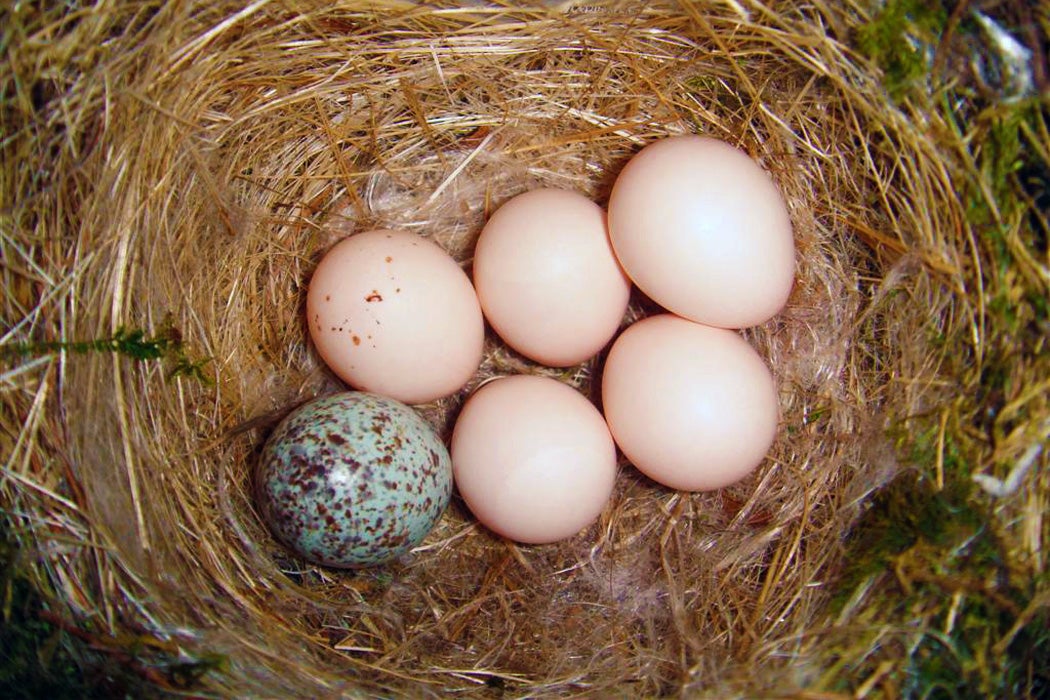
[2,1,1047,696]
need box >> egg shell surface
[451,375,618,544]
[601,314,778,491]
[255,392,452,568]
[306,230,484,404]
[607,135,795,329]
[473,188,631,366]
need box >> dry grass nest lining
[3,0,1048,697]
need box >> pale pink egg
[601,314,779,491]
[608,135,795,329]
[306,230,484,404]
[451,375,617,544]
[473,189,631,366]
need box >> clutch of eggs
[257,133,795,562]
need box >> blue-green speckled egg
[255,392,452,568]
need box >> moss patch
[856,0,948,100]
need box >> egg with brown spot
[255,392,453,568]
[306,229,484,404]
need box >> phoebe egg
[307,230,484,404]
[255,392,453,568]
[451,375,617,544]
[601,314,779,491]
[608,135,795,328]
[473,189,631,366]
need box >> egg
[607,135,795,329]
[307,230,484,404]
[451,375,617,544]
[473,189,631,366]
[601,314,778,491]
[255,392,452,568]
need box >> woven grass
[2,0,1047,696]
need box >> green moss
[0,523,226,697]
[0,317,212,385]
[1027,289,1048,324]
[892,588,1049,697]
[832,415,1048,696]
[957,100,1045,241]
[982,110,1025,212]
[0,528,123,698]
[855,0,947,100]
[834,465,994,612]
[0,580,90,698]
[1002,602,1050,697]
[952,99,1046,236]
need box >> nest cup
[5,1,1046,696]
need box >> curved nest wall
[2,1,1047,696]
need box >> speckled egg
[254,392,452,568]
